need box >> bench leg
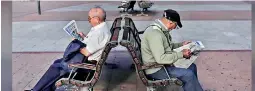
[146,86,156,91]
[121,11,132,17]
[137,8,149,16]
[119,8,132,16]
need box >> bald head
[88,6,106,22]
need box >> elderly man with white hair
[26,6,111,91]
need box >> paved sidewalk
[12,20,251,52]
[12,1,252,52]
[46,3,250,12]
[12,51,251,91]
[11,1,252,91]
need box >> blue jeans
[147,63,203,91]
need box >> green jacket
[141,19,184,74]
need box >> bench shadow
[107,51,137,91]
[92,52,118,91]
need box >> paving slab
[13,10,252,21]
[47,3,251,12]
[12,1,252,91]
[12,51,251,91]
[12,0,252,52]
[12,20,251,52]
[12,1,250,17]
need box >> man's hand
[182,49,191,59]
[182,41,191,46]
[78,32,86,38]
[71,32,86,41]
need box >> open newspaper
[63,20,84,41]
[173,41,205,69]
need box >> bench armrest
[138,31,144,34]
[141,62,164,70]
[69,63,96,70]
[148,78,183,86]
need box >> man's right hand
[182,49,191,59]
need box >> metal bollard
[37,0,41,15]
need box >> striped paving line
[12,20,251,52]
[12,1,250,18]
[13,10,251,22]
[46,3,250,12]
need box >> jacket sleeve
[145,31,183,64]
[172,42,183,49]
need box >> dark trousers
[32,59,94,91]
[32,59,67,91]
[32,39,88,91]
[147,63,203,91]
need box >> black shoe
[24,90,32,91]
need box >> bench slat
[69,63,96,70]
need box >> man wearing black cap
[141,9,203,91]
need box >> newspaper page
[173,41,205,69]
[63,20,84,41]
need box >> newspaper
[63,20,84,41]
[173,41,205,69]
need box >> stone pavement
[11,1,252,91]
[12,51,251,91]
[45,2,250,12]
[12,1,251,52]
[12,20,251,52]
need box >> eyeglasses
[88,16,94,22]
[88,16,99,22]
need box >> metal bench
[118,0,136,16]
[55,17,122,91]
[119,17,183,91]
[137,0,154,16]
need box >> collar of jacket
[154,19,169,32]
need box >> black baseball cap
[163,9,182,28]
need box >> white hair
[89,6,106,21]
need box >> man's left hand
[78,32,86,38]
[182,41,191,46]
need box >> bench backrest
[86,17,122,87]
[123,17,142,49]
[120,17,150,86]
